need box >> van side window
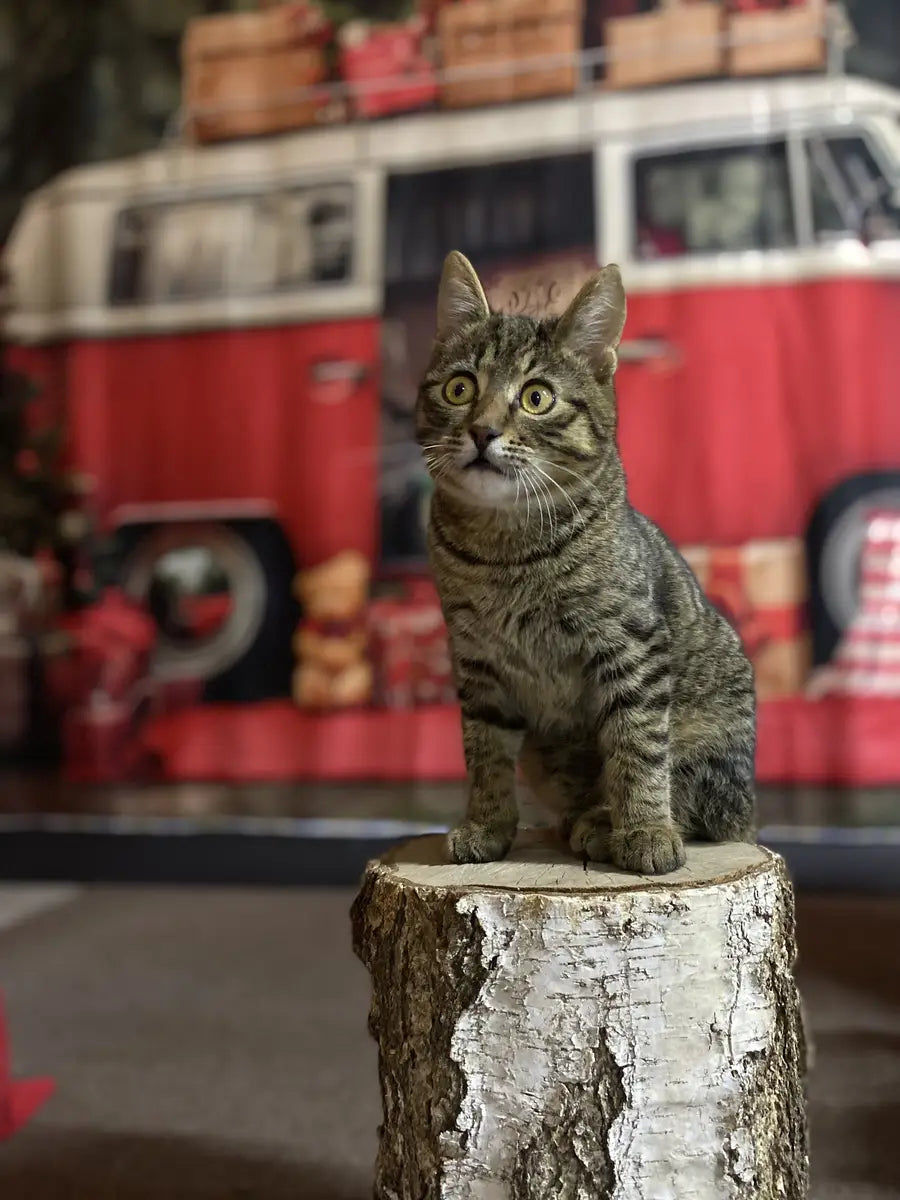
[632,140,795,260]
[385,153,595,285]
[108,182,354,305]
[805,133,900,244]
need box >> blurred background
[0,2,898,1195]
[1,0,899,883]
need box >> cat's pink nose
[470,425,501,454]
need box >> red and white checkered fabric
[812,509,900,696]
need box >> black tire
[806,471,900,666]
[115,514,300,704]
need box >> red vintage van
[4,71,900,783]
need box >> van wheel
[116,515,300,703]
[806,471,900,666]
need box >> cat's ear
[555,264,626,380]
[435,251,490,344]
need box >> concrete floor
[0,886,897,1198]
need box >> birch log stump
[351,829,808,1200]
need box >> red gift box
[59,588,156,705]
[339,19,437,119]
[726,0,825,76]
[681,538,811,700]
[62,685,161,784]
[56,589,164,782]
[410,612,456,705]
[183,2,333,144]
[368,581,456,708]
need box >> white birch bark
[352,830,808,1200]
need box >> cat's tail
[677,749,757,843]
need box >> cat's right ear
[435,251,490,345]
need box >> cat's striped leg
[595,631,685,876]
[449,710,524,864]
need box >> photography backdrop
[1,0,900,885]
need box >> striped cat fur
[416,251,756,875]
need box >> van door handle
[310,360,370,385]
[618,338,682,368]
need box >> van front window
[806,133,900,245]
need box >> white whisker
[534,471,557,544]
[424,450,455,483]
[539,459,608,525]
[521,466,551,543]
[530,461,581,529]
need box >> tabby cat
[416,251,756,875]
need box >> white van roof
[29,73,900,198]
[5,73,899,342]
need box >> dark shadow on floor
[796,896,900,1009]
[797,898,900,1199]
[810,1100,900,1193]
[0,1130,370,1200]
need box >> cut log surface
[352,830,808,1200]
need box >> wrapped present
[438,0,582,109]
[368,580,456,708]
[339,18,438,119]
[182,3,332,144]
[680,537,811,700]
[59,588,157,705]
[411,602,456,705]
[61,686,161,784]
[55,588,163,781]
[727,0,825,77]
[604,1,723,90]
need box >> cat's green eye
[443,374,477,406]
[519,381,556,416]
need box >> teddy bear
[292,549,373,709]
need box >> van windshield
[806,133,900,244]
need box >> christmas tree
[0,273,99,605]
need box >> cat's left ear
[435,251,491,345]
[555,265,626,380]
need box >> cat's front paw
[447,820,516,864]
[610,824,685,875]
[568,807,612,863]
